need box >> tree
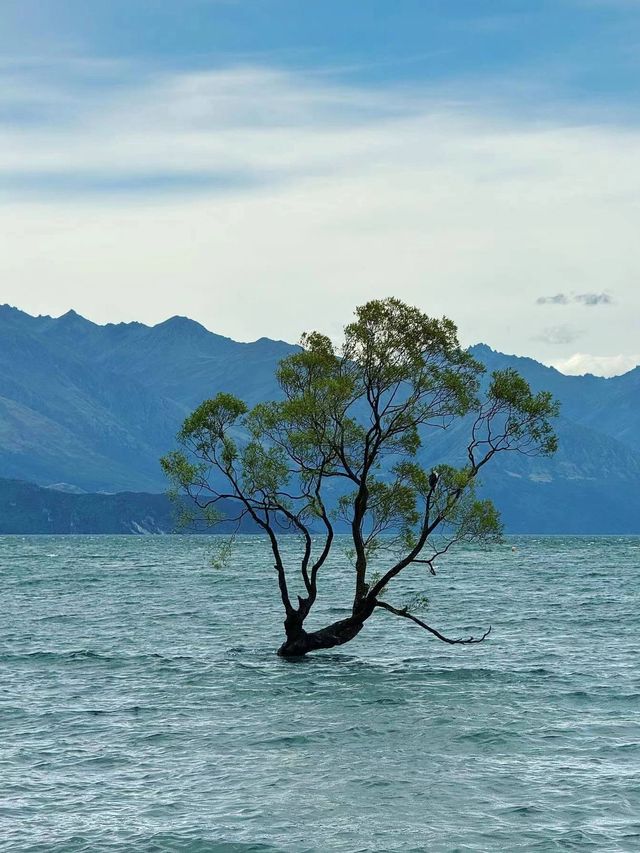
[161,298,558,657]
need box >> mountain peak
[57,309,94,325]
[155,315,208,332]
[0,304,34,323]
[152,315,234,345]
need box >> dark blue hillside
[0,305,290,491]
[0,477,258,534]
[470,344,640,449]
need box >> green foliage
[180,393,248,440]
[160,450,204,490]
[241,441,289,496]
[210,537,236,570]
[338,478,420,539]
[486,369,560,456]
[368,570,387,598]
[403,592,430,614]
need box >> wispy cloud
[0,62,414,190]
[536,294,570,305]
[536,291,613,306]
[0,59,638,371]
[574,291,613,305]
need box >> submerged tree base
[276,638,314,658]
[276,613,369,657]
[276,602,492,657]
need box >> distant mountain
[0,305,638,532]
[469,344,640,451]
[0,477,258,535]
[0,477,176,534]
[464,345,640,532]
[0,305,290,492]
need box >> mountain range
[1,304,638,533]
[0,478,254,535]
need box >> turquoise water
[1,535,639,852]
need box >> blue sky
[2,0,640,374]
[4,1,640,91]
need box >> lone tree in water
[162,299,558,657]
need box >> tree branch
[375,601,491,644]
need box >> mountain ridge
[0,477,260,535]
[1,305,638,532]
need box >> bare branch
[376,601,491,644]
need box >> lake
[1,535,639,851]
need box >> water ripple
[1,534,640,852]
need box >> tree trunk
[277,607,374,658]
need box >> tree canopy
[162,298,559,657]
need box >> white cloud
[549,352,640,376]
[0,62,639,371]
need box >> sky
[1,1,640,376]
